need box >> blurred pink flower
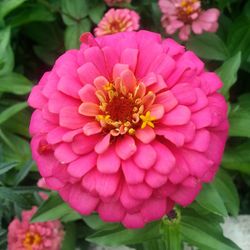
[8,207,64,250]
[28,30,228,229]
[94,8,139,36]
[37,178,49,200]
[104,0,131,6]
[159,0,220,40]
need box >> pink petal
[171,83,197,105]
[113,64,129,79]
[152,141,175,174]
[71,134,100,155]
[145,169,167,188]
[54,143,78,164]
[67,152,97,178]
[95,133,111,154]
[128,183,152,200]
[191,107,212,129]
[62,128,83,142]
[94,76,109,90]
[120,185,142,210]
[135,126,156,144]
[58,76,82,99]
[95,172,120,197]
[28,85,47,109]
[45,177,65,190]
[79,84,98,103]
[156,91,178,112]
[133,143,157,169]
[120,48,138,72]
[122,213,145,229]
[161,105,191,126]
[46,127,68,144]
[77,62,100,85]
[149,104,165,119]
[189,88,208,112]
[185,129,210,152]
[97,145,121,173]
[78,102,100,116]
[98,201,125,222]
[141,198,166,222]
[83,121,102,136]
[115,135,137,160]
[120,69,137,92]
[122,159,145,184]
[60,106,88,129]
[69,185,99,214]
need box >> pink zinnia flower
[94,8,139,36]
[104,0,131,6]
[159,0,220,40]
[8,207,64,250]
[28,31,228,229]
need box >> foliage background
[0,0,249,249]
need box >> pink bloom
[159,0,220,40]
[37,178,49,200]
[104,0,131,6]
[8,207,64,250]
[28,31,228,229]
[94,8,139,36]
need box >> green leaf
[0,27,14,75]
[229,94,250,137]
[88,3,106,24]
[217,52,241,99]
[0,102,27,125]
[87,222,161,246]
[13,159,34,185]
[222,140,250,174]
[0,162,17,175]
[196,183,228,216]
[83,214,118,231]
[0,73,32,94]
[31,192,74,222]
[61,223,77,250]
[214,169,239,216]
[227,15,250,62]
[181,223,240,250]
[186,33,229,61]
[0,0,26,20]
[61,0,89,25]
[64,18,91,49]
[8,5,55,27]
[0,187,30,209]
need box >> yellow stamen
[140,111,156,129]
[23,231,42,250]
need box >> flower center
[23,231,42,250]
[177,0,200,22]
[95,81,156,136]
[38,140,53,155]
[109,21,122,33]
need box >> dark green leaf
[0,102,27,125]
[229,94,250,137]
[217,52,241,99]
[61,0,89,25]
[61,223,77,250]
[0,0,26,20]
[222,140,250,174]
[0,162,17,175]
[0,73,32,94]
[31,192,73,222]
[13,159,33,185]
[186,33,229,61]
[87,222,161,246]
[196,183,228,216]
[214,169,239,216]
[89,3,106,24]
[64,18,91,49]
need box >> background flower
[28,30,228,229]
[159,0,220,40]
[104,0,131,6]
[94,8,140,36]
[8,207,64,250]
